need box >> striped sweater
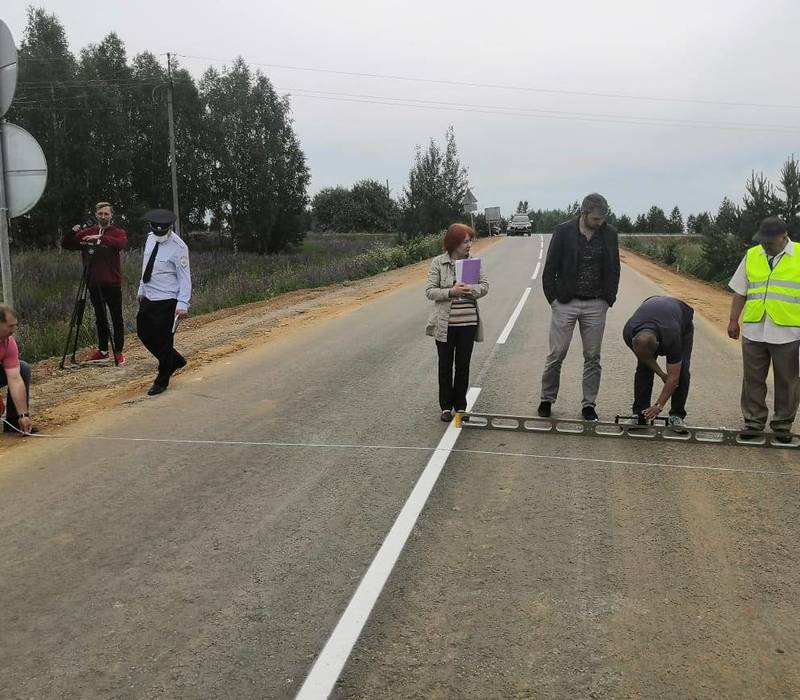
[448,296,478,326]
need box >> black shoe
[739,428,764,442]
[171,357,187,374]
[440,410,452,422]
[147,383,167,396]
[774,431,793,444]
[582,406,599,422]
[537,401,552,418]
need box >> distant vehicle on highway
[507,214,532,236]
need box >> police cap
[143,208,176,234]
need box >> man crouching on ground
[0,305,36,435]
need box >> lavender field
[13,234,441,363]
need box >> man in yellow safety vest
[728,217,799,443]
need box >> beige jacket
[425,253,489,342]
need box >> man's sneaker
[114,352,126,366]
[667,414,689,435]
[537,401,552,418]
[85,349,109,363]
[581,406,599,422]
[774,431,793,445]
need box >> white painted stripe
[531,262,541,280]
[538,248,543,260]
[496,288,532,344]
[295,387,482,700]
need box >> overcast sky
[6,1,800,218]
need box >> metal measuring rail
[454,412,799,449]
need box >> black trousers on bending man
[632,325,693,419]
[89,284,125,352]
[0,361,32,431]
[136,298,186,389]
[436,325,476,412]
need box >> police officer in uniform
[137,209,192,396]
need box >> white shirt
[137,232,192,312]
[728,239,800,344]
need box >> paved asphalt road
[1,236,798,699]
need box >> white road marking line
[496,288,532,344]
[538,248,543,260]
[295,387,482,700]
[531,262,541,280]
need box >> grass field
[12,233,440,363]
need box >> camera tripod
[59,246,120,369]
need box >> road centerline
[295,387,481,700]
[497,288,532,344]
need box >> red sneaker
[114,352,126,366]
[85,349,109,363]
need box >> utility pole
[166,52,180,234]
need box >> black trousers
[436,325,476,412]
[632,325,693,419]
[88,284,124,352]
[0,360,31,426]
[136,299,185,387]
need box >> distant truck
[507,214,532,236]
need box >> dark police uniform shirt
[623,296,694,363]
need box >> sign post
[462,188,478,232]
[0,20,48,308]
[0,19,18,307]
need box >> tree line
[9,7,309,252]
[310,126,470,239]
[520,154,799,265]
[11,8,473,251]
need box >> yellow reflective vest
[743,244,800,326]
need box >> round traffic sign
[0,20,18,118]
[2,122,48,217]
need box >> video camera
[70,215,100,253]
[77,215,97,230]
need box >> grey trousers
[541,298,609,408]
[741,338,800,432]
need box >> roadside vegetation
[15,234,441,363]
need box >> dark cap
[753,216,788,242]
[143,208,176,225]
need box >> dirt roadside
[620,247,733,335]
[2,238,502,454]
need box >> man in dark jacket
[539,193,621,421]
[62,201,128,364]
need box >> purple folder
[456,257,481,284]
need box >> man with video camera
[62,201,129,364]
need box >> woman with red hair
[425,224,489,421]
